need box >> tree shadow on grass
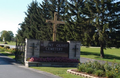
[0,53,15,65]
[81,51,120,60]
[1,52,14,56]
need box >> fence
[15,40,25,63]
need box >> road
[0,44,15,48]
[80,57,113,65]
[0,54,61,78]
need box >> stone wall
[25,39,81,65]
[25,39,40,62]
[67,41,80,60]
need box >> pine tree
[85,0,120,58]
[62,0,95,45]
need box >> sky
[0,0,42,36]
[0,0,120,37]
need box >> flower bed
[77,61,120,78]
[29,57,80,63]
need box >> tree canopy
[0,30,14,42]
[16,0,120,58]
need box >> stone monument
[24,39,81,67]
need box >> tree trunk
[100,44,104,58]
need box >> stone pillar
[25,39,40,62]
[67,41,81,60]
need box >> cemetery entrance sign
[40,41,69,57]
[25,39,81,67]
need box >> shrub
[116,75,120,78]
[85,68,94,74]
[4,42,8,44]
[77,61,120,77]
[104,62,112,72]
[92,61,104,70]
[94,70,105,77]
[106,71,116,78]
[84,61,92,68]
[0,45,4,47]
[77,63,86,72]
[5,46,10,49]
[0,47,5,52]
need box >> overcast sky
[0,0,42,36]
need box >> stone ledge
[25,61,78,67]
[67,69,100,78]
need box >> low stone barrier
[67,69,100,78]
[25,61,78,67]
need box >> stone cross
[46,12,65,41]
[72,44,78,57]
[29,43,37,56]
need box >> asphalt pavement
[0,54,61,78]
[0,44,16,48]
[80,57,114,65]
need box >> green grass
[31,67,84,78]
[81,46,120,63]
[0,51,15,59]
[0,41,16,45]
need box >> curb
[67,69,99,78]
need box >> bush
[5,46,10,49]
[94,70,105,77]
[104,62,112,72]
[85,68,94,74]
[0,47,5,52]
[77,63,86,72]
[77,61,120,77]
[4,42,8,44]
[0,45,4,47]
[92,61,104,70]
[106,71,116,78]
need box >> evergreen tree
[62,0,96,45]
[85,0,120,58]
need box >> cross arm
[46,20,55,23]
[57,21,65,24]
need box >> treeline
[0,30,14,42]
[17,0,120,58]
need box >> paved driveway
[0,54,61,78]
[80,57,113,65]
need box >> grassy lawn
[81,46,120,63]
[0,41,16,45]
[31,67,84,78]
[0,51,15,59]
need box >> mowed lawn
[31,67,84,78]
[0,41,16,45]
[81,46,120,63]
